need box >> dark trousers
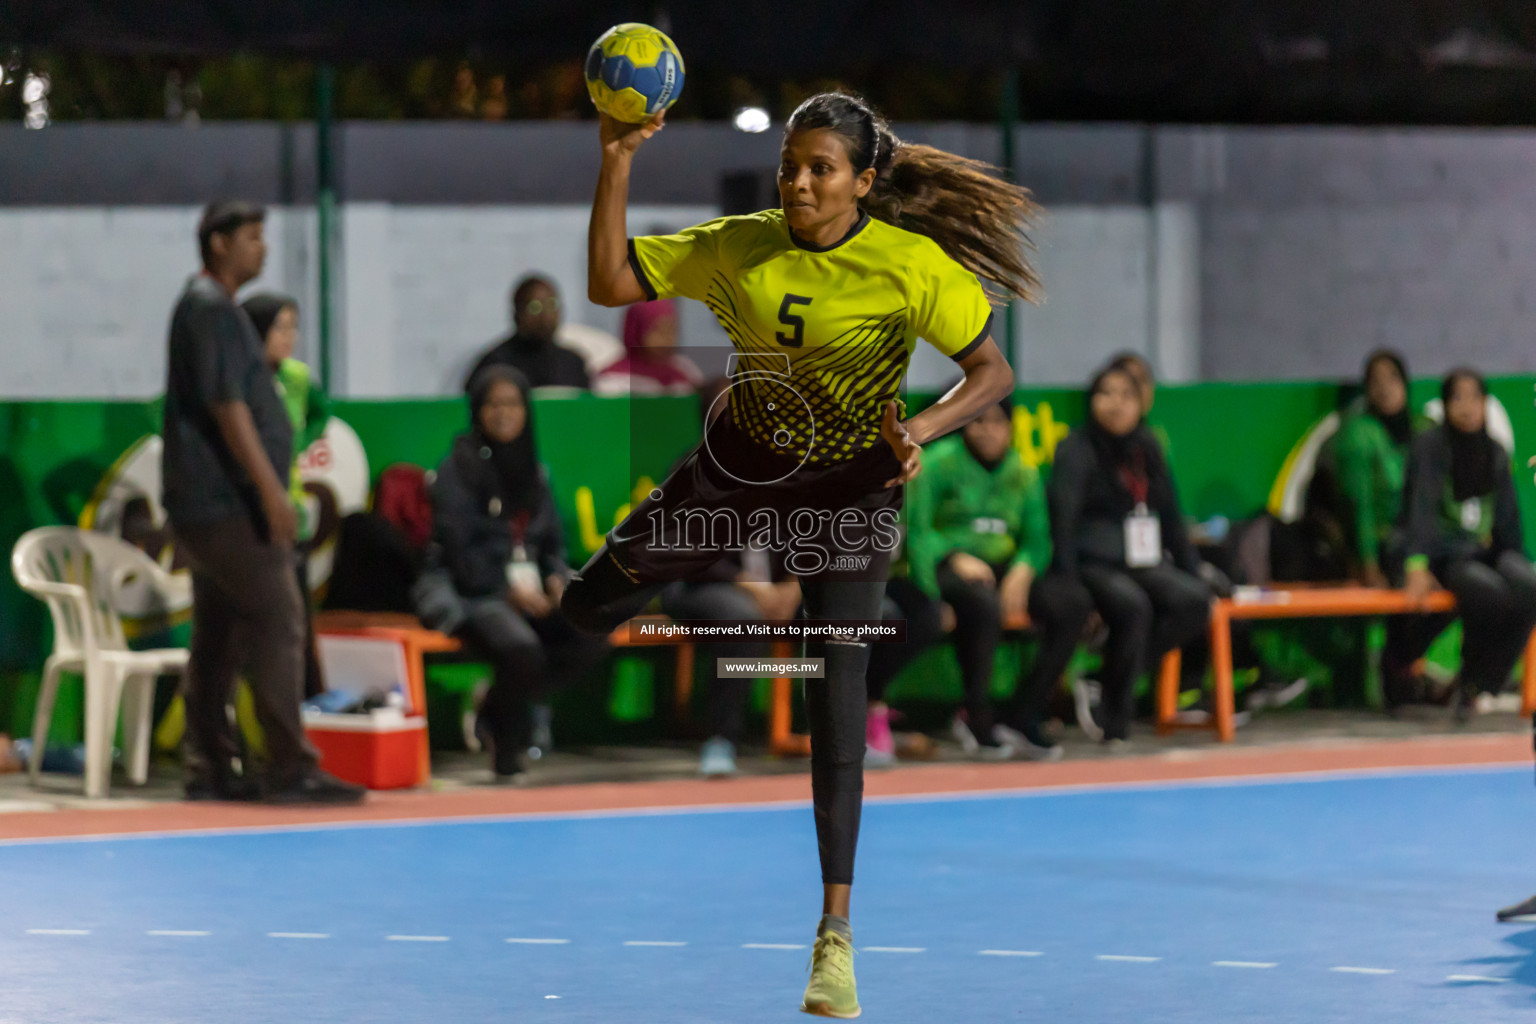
[294,557,324,700]
[658,580,769,744]
[1079,562,1211,740]
[457,598,607,760]
[177,515,317,787]
[1009,572,1096,730]
[934,562,1008,739]
[1387,551,1536,694]
[866,576,944,705]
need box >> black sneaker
[184,772,262,803]
[1453,679,1476,725]
[1496,894,1536,923]
[265,769,367,806]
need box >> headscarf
[1440,368,1498,501]
[599,299,697,390]
[463,364,542,516]
[1085,364,1168,507]
[241,293,297,350]
[1362,348,1413,446]
[961,389,1014,473]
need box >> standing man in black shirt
[463,275,590,391]
[163,200,364,805]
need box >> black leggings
[1388,551,1536,694]
[565,549,883,884]
[1078,562,1211,740]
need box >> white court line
[864,947,925,953]
[387,935,450,942]
[1214,961,1276,969]
[743,943,806,950]
[624,940,687,947]
[26,929,89,936]
[506,937,571,945]
[979,950,1044,957]
[1330,966,1395,975]
[1097,955,1161,963]
[268,932,329,939]
[545,995,561,1000]
[147,930,209,937]
[1447,975,1508,984]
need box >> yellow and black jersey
[628,208,993,468]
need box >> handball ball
[584,23,685,124]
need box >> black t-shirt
[161,274,293,532]
[464,333,590,391]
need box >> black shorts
[607,410,902,587]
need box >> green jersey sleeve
[909,245,994,361]
[628,219,730,303]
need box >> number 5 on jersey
[776,294,813,348]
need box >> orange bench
[1161,586,1536,743]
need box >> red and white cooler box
[306,635,431,789]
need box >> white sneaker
[951,716,1017,761]
[528,704,553,761]
[994,723,1064,763]
[950,715,981,755]
[699,736,738,778]
[1072,678,1104,742]
[863,743,897,769]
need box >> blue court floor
[1,766,1533,1022]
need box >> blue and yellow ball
[584,23,685,124]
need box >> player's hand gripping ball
[584,23,685,124]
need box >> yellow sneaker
[801,929,860,1018]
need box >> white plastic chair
[11,526,189,798]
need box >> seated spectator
[0,734,18,773]
[1048,364,1211,744]
[592,299,703,396]
[1390,368,1536,719]
[904,394,1077,760]
[244,292,328,699]
[1316,349,1431,586]
[464,275,590,391]
[415,366,607,782]
[1109,351,1171,455]
[660,546,799,776]
[655,378,798,776]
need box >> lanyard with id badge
[1119,453,1163,568]
[497,501,543,592]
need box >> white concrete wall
[0,206,318,398]
[0,202,1168,398]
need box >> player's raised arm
[588,111,665,307]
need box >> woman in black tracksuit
[415,366,607,779]
[1047,364,1212,742]
[1392,368,1536,718]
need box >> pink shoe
[865,705,895,767]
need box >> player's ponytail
[785,92,1042,304]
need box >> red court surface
[0,731,1526,843]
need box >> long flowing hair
[785,92,1042,304]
